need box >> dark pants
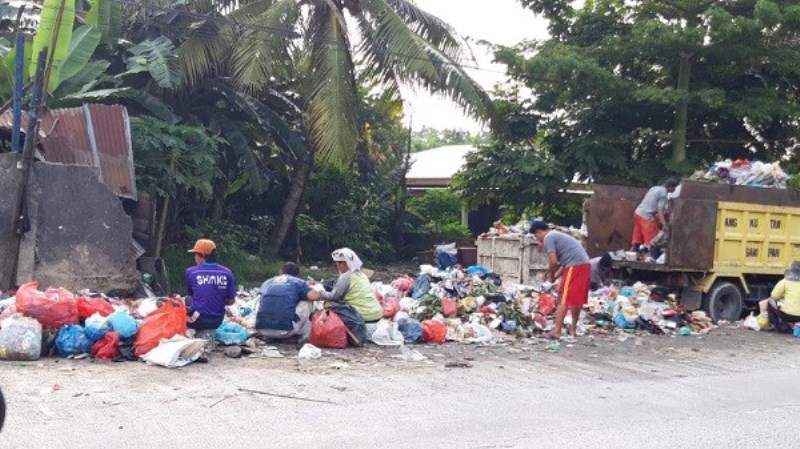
[188,314,224,331]
[767,299,800,333]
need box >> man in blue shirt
[185,239,237,331]
[256,262,320,343]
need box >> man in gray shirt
[632,178,680,250]
[530,221,591,341]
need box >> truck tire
[704,281,744,322]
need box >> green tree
[503,0,800,182]
[167,0,494,256]
[410,126,490,152]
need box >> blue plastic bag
[106,311,139,339]
[56,325,93,357]
[397,318,423,344]
[215,322,249,345]
[614,313,636,329]
[84,323,109,341]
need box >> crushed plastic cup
[298,343,322,359]
[400,345,427,362]
[678,327,692,336]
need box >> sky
[400,0,550,132]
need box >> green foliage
[411,126,490,152]
[31,0,76,92]
[504,0,800,185]
[127,36,181,89]
[130,116,224,198]
[408,189,469,237]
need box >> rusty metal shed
[0,104,137,199]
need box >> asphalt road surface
[2,328,800,448]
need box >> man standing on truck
[530,221,591,341]
[631,178,680,251]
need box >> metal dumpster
[475,235,549,285]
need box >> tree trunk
[267,148,314,257]
[672,53,692,164]
[154,194,170,258]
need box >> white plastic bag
[463,323,494,344]
[743,313,760,331]
[0,315,42,361]
[137,298,159,318]
[370,320,404,346]
[298,343,322,359]
[400,345,427,362]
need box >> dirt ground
[2,325,799,448]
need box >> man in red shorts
[631,178,680,250]
[530,221,591,341]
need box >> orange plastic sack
[441,298,458,317]
[538,294,556,316]
[92,331,120,361]
[421,320,446,344]
[16,282,79,329]
[76,297,115,318]
[309,310,348,349]
[134,299,187,357]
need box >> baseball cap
[188,239,216,256]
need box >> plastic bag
[421,320,447,344]
[91,331,120,361]
[76,297,114,319]
[463,323,494,344]
[136,298,159,318]
[16,282,79,329]
[328,303,367,347]
[381,297,400,319]
[743,313,760,331]
[56,325,93,356]
[106,311,138,339]
[135,299,187,357]
[298,343,322,359]
[397,318,424,343]
[441,298,458,317]
[309,310,348,349]
[391,276,414,294]
[215,322,250,346]
[538,293,556,316]
[84,313,110,341]
[0,315,42,361]
[369,319,404,346]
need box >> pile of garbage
[692,159,792,188]
[479,219,586,240]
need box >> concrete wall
[0,153,23,289]
[4,159,138,293]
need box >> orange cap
[188,239,216,256]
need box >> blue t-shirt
[256,275,312,331]
[185,263,236,318]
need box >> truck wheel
[704,282,744,322]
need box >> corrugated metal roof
[0,104,137,199]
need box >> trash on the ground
[140,336,207,368]
[298,343,322,359]
[215,322,250,346]
[400,345,427,362]
[0,315,42,361]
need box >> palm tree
[168,0,495,255]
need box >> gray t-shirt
[590,257,604,285]
[635,186,668,219]
[543,231,590,268]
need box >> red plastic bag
[92,331,120,361]
[309,310,348,349]
[538,293,556,316]
[381,297,400,319]
[391,276,414,294]
[16,282,79,329]
[441,298,458,317]
[76,297,115,318]
[421,320,447,344]
[134,299,187,357]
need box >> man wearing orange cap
[185,239,237,330]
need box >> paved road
[2,330,800,448]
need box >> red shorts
[558,264,590,308]
[632,214,659,246]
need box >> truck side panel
[668,199,717,270]
[585,184,648,258]
[714,201,800,275]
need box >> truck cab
[585,181,800,322]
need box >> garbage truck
[585,180,800,322]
